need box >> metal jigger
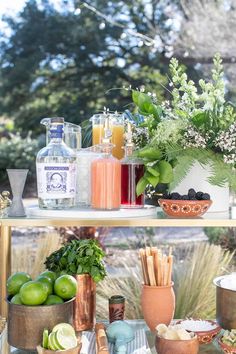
[7,169,28,217]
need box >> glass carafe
[90,113,125,159]
[41,118,81,151]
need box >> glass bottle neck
[124,146,133,157]
[101,143,114,156]
[49,137,64,144]
[49,123,64,144]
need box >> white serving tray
[26,205,157,219]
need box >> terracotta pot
[155,335,199,354]
[141,283,175,332]
[37,343,82,354]
[7,298,74,351]
[73,274,96,331]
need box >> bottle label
[37,162,77,199]
[50,124,63,139]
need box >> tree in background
[0,0,172,133]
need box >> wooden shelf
[0,210,235,227]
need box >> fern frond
[169,154,195,190]
[165,144,236,190]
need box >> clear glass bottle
[76,147,102,207]
[36,117,77,209]
[91,119,121,210]
[121,123,145,208]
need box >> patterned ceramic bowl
[218,338,236,354]
[177,320,221,344]
[159,199,212,218]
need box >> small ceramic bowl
[36,343,82,354]
[155,334,199,354]
[159,199,212,218]
[177,320,221,344]
[218,338,236,354]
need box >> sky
[0,0,26,16]
[0,0,26,34]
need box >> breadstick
[167,255,173,286]
[164,257,169,286]
[153,249,159,286]
[157,252,162,286]
[147,256,156,286]
[139,249,148,285]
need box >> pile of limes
[7,271,77,306]
[42,323,78,351]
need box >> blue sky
[0,0,26,16]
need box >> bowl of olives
[159,189,212,218]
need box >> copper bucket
[8,297,74,351]
[214,275,236,329]
[73,274,96,331]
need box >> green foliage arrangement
[0,133,39,183]
[44,239,106,283]
[130,54,236,192]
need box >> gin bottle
[36,117,77,209]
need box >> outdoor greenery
[0,132,40,183]
[204,227,236,255]
[0,1,236,187]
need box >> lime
[42,329,49,349]
[55,328,77,349]
[10,294,23,305]
[36,276,53,296]
[40,271,57,283]
[54,275,77,300]
[43,295,64,305]
[52,323,75,336]
[19,281,48,306]
[7,272,31,295]
[48,332,58,351]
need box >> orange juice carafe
[91,119,121,210]
[90,113,125,159]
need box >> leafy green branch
[133,146,173,196]
[44,239,106,283]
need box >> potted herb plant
[128,54,236,212]
[45,239,106,331]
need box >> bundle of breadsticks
[139,246,173,286]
